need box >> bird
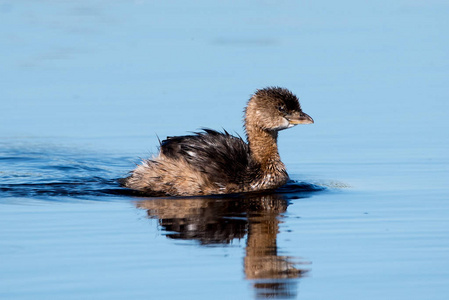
[121,87,313,196]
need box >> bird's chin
[268,118,296,131]
[278,118,293,130]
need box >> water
[1,1,449,299]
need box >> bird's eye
[278,105,286,113]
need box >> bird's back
[160,129,255,188]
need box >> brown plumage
[121,87,313,196]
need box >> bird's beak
[287,112,314,125]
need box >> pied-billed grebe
[122,87,313,196]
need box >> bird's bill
[288,112,314,125]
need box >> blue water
[1,1,449,299]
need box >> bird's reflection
[135,187,315,299]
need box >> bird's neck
[246,125,281,168]
[246,124,288,185]
[245,124,288,190]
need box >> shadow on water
[135,185,323,299]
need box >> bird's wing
[160,129,252,186]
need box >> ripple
[0,144,328,201]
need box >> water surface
[1,1,449,299]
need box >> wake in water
[0,178,324,200]
[0,143,129,199]
[0,143,326,200]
